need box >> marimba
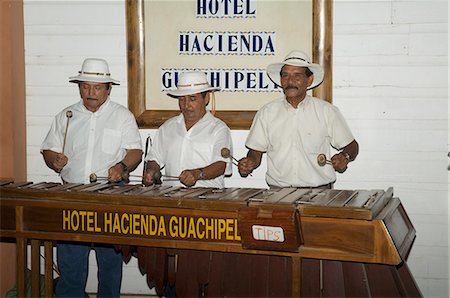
[0,181,422,297]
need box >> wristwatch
[199,168,206,180]
[342,152,351,162]
[117,161,129,174]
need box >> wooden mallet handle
[62,110,73,154]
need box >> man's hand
[331,152,349,173]
[53,153,68,173]
[238,157,256,177]
[108,163,128,182]
[143,169,161,186]
[142,161,162,186]
[179,169,200,187]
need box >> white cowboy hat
[167,71,220,97]
[266,50,324,90]
[69,58,120,85]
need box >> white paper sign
[252,225,284,242]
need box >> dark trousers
[55,242,123,298]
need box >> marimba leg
[16,237,26,298]
[44,241,54,297]
[31,239,40,297]
[291,256,301,297]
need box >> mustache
[284,85,298,90]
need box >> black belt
[269,183,333,190]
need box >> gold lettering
[178,217,187,238]
[234,219,241,241]
[148,215,158,236]
[62,210,71,230]
[187,218,196,239]
[78,211,87,231]
[218,219,226,240]
[141,214,149,235]
[94,212,101,232]
[132,214,140,235]
[113,213,120,233]
[196,217,205,239]
[86,211,94,232]
[104,212,112,232]
[169,216,177,237]
[205,218,214,239]
[70,210,79,231]
[157,215,166,236]
[121,213,129,234]
[225,219,234,240]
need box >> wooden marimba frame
[0,181,422,297]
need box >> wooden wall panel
[0,0,26,295]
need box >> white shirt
[246,95,354,187]
[41,99,142,183]
[145,112,232,188]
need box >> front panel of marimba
[0,181,421,297]
[0,181,414,264]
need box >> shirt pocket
[102,128,122,155]
[302,130,329,155]
[192,142,213,163]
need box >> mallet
[317,154,333,167]
[89,173,142,183]
[220,148,238,166]
[62,110,73,154]
[221,147,252,176]
[153,171,179,181]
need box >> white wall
[24,0,448,297]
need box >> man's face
[79,82,111,112]
[178,92,209,124]
[280,65,314,100]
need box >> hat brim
[69,75,120,85]
[266,61,324,90]
[167,86,220,98]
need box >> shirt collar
[179,111,213,127]
[282,95,311,111]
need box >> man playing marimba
[143,71,232,188]
[238,50,359,188]
[41,58,143,297]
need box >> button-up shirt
[246,95,354,187]
[41,98,142,183]
[145,112,232,188]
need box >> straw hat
[167,71,220,97]
[266,50,324,90]
[69,58,120,85]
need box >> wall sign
[126,0,333,129]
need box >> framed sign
[126,0,332,129]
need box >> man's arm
[42,150,68,173]
[342,139,359,162]
[331,139,359,173]
[179,161,226,187]
[238,149,264,177]
[108,149,143,182]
